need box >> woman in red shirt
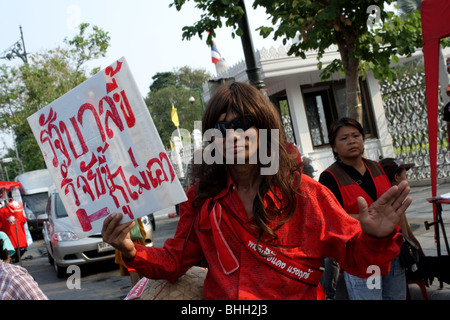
[0,201,27,262]
[320,118,407,300]
[102,82,411,300]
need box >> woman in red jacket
[102,82,411,300]
[0,200,27,262]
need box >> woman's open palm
[358,180,412,238]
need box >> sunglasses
[214,116,254,136]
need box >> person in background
[0,231,15,257]
[379,158,425,257]
[443,84,450,144]
[443,100,450,144]
[0,239,48,300]
[319,117,406,300]
[102,82,411,300]
[0,200,28,263]
[379,157,436,291]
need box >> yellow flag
[171,106,179,127]
[170,140,174,150]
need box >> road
[20,213,180,300]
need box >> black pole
[19,26,28,64]
[237,0,267,93]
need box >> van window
[55,194,68,218]
[23,192,48,216]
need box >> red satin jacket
[125,173,402,300]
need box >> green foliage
[65,22,110,72]
[170,0,245,45]
[251,1,424,84]
[358,9,423,84]
[150,72,177,92]
[0,23,110,177]
[144,66,211,149]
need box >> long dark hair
[190,82,302,242]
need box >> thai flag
[211,40,221,64]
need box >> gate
[380,73,450,182]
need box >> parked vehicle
[142,213,156,245]
[38,187,154,277]
[15,169,53,239]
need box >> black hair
[328,117,365,160]
[0,239,9,261]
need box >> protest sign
[27,57,187,237]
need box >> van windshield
[23,192,48,216]
[55,193,68,218]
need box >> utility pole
[19,26,27,63]
[0,26,27,175]
[237,0,267,95]
[0,26,28,63]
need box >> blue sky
[0,0,284,156]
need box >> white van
[15,169,53,239]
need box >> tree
[65,23,110,75]
[170,0,423,124]
[397,0,422,15]
[0,23,110,175]
[177,65,213,88]
[145,66,211,149]
[149,72,177,92]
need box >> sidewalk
[402,181,450,300]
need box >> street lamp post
[1,27,27,180]
[189,88,205,112]
[0,26,28,63]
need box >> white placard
[27,57,187,236]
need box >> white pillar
[366,72,395,158]
[285,78,313,155]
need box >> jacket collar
[214,169,286,212]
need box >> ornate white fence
[380,73,450,181]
